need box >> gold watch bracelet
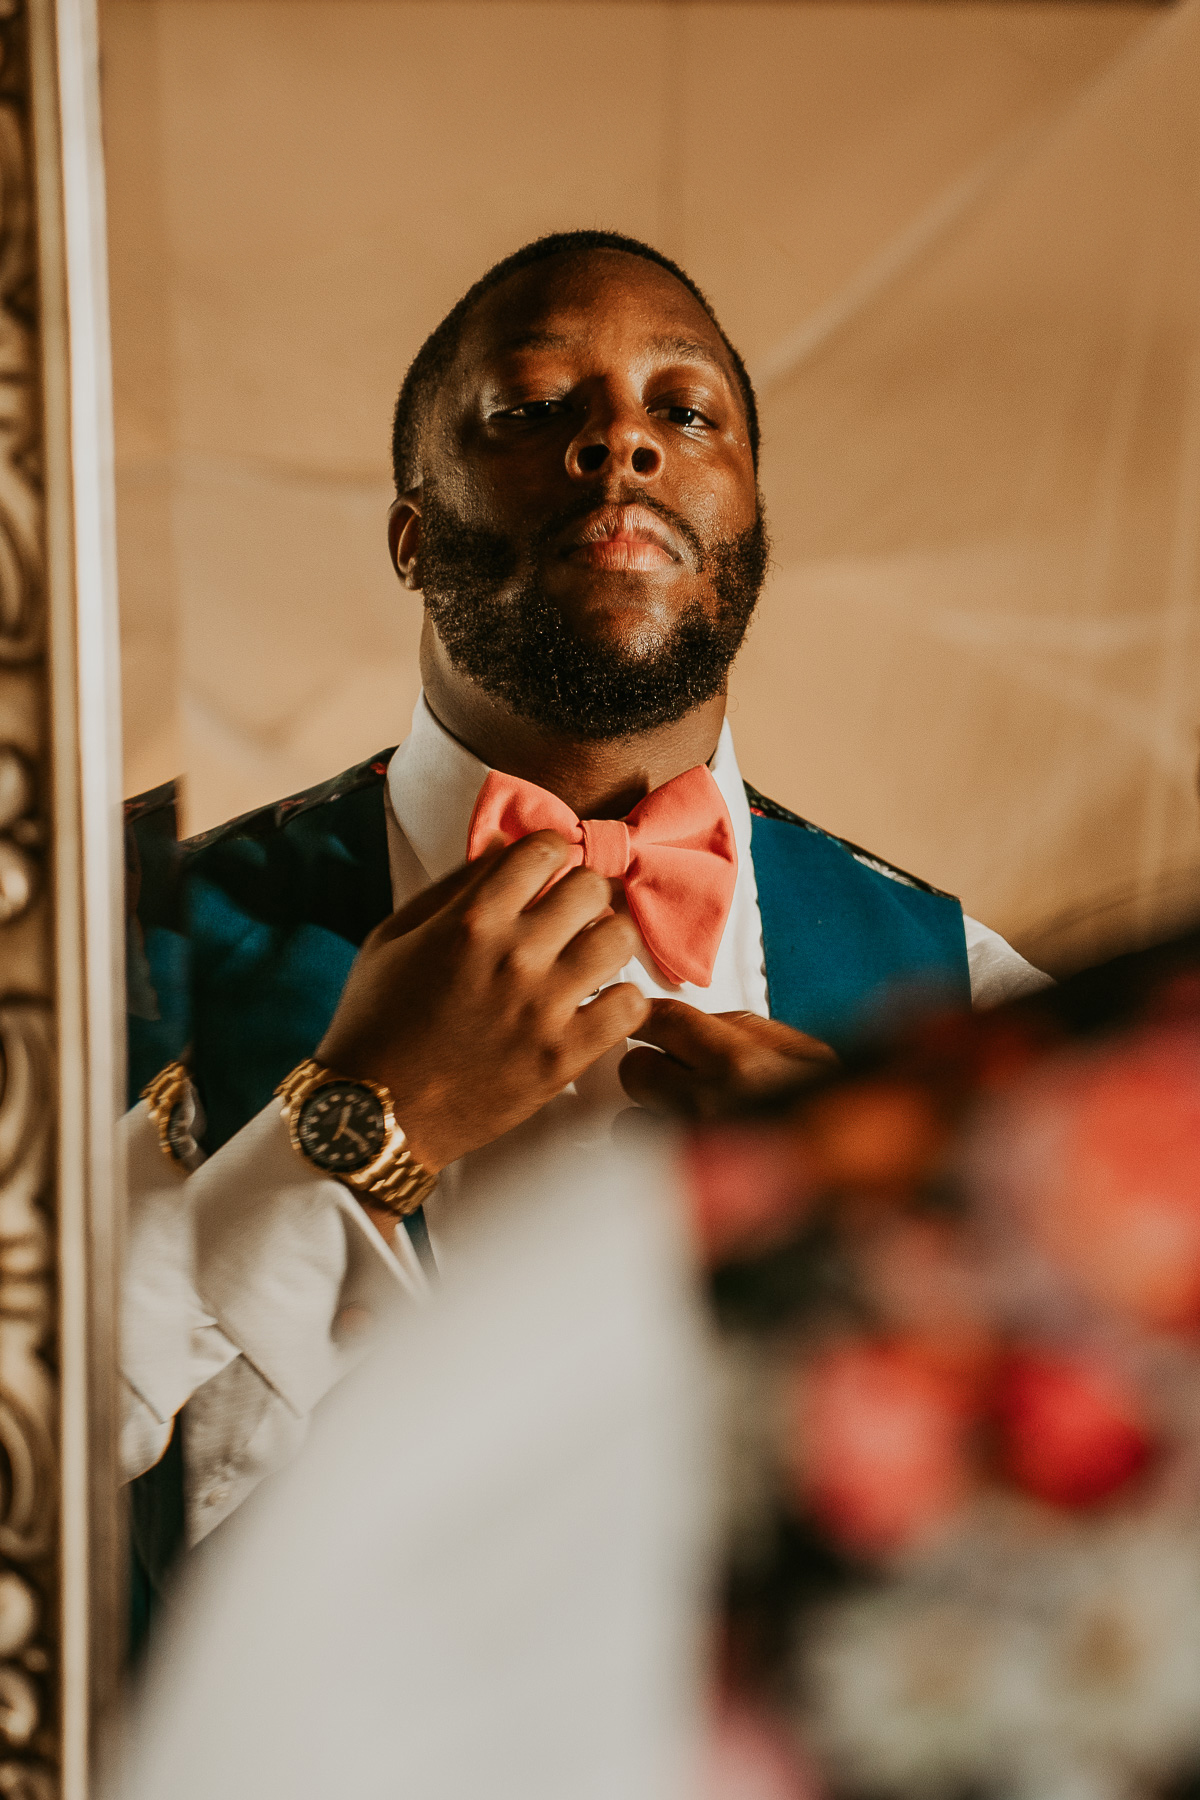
[141,1060,206,1171]
[276,1059,437,1219]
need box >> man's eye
[655,404,710,428]
[497,400,566,421]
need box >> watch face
[297,1082,387,1174]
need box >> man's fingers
[713,1011,840,1065]
[371,833,578,949]
[519,865,615,960]
[627,998,736,1074]
[455,830,575,923]
[633,1000,839,1078]
[371,849,502,944]
[565,981,650,1066]
[621,1003,840,1119]
[618,1044,702,1118]
[554,911,640,996]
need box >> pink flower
[789,1342,976,1556]
[704,1701,823,1800]
[1024,1030,1200,1331]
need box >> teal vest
[126,750,970,1145]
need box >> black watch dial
[296,1082,387,1174]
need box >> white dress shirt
[121,694,1049,1536]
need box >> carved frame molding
[0,0,122,1794]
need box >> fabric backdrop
[103,0,1196,970]
[733,0,1200,971]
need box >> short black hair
[390,229,759,493]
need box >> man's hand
[316,831,649,1173]
[619,1000,838,1120]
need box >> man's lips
[557,504,687,572]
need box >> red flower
[788,1342,975,1557]
[992,1351,1154,1508]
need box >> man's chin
[538,562,703,639]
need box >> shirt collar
[387,689,752,881]
[386,692,489,881]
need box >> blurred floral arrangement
[691,933,1200,1800]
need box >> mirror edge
[0,0,125,1792]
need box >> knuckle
[582,868,613,905]
[731,1048,770,1088]
[522,829,568,862]
[613,984,650,1032]
[590,914,635,965]
[457,903,489,945]
[559,866,607,912]
[593,902,629,938]
[520,993,555,1036]
[536,1040,570,1086]
[496,942,539,985]
[611,915,640,956]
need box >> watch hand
[331,1102,353,1141]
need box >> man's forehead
[457,251,734,378]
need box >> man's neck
[420,640,727,821]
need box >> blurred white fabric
[116,1132,713,1800]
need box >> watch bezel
[294,1078,389,1175]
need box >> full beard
[417,486,770,741]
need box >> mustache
[530,485,708,570]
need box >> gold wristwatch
[276,1059,436,1218]
[141,1060,206,1171]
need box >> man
[122,231,1046,1610]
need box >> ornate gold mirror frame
[0,0,122,1792]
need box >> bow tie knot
[467,763,738,989]
[578,817,632,879]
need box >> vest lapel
[187,766,395,1152]
[748,792,970,1055]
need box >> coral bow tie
[467,764,738,989]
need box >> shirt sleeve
[963,914,1054,1009]
[120,1101,237,1484]
[121,1091,429,1522]
[183,1100,430,1538]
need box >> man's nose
[566,405,664,481]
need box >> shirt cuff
[122,1101,217,1424]
[963,913,1054,1009]
[120,1377,174,1485]
[191,1098,428,1419]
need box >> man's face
[408,250,768,740]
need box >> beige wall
[104,0,1200,967]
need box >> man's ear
[388,491,423,590]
